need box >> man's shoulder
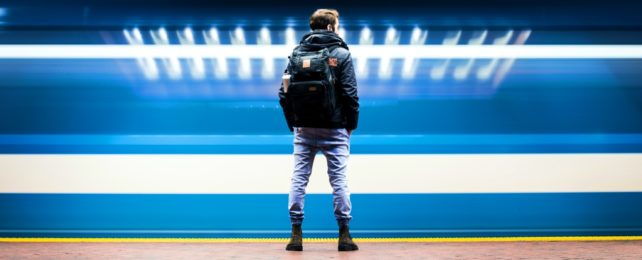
[332,45,350,54]
[331,46,351,62]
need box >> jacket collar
[299,29,349,50]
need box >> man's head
[309,8,340,32]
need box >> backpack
[286,45,340,123]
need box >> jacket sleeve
[278,63,295,132]
[338,51,360,130]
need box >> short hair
[309,9,339,30]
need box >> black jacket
[278,29,360,132]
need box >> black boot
[285,224,303,251]
[338,223,359,251]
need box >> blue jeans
[288,127,352,225]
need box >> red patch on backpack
[328,57,338,67]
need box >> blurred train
[0,0,641,238]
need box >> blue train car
[0,0,641,239]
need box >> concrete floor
[1,241,642,259]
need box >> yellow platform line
[1,236,642,243]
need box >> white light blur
[203,27,228,79]
[258,27,271,45]
[14,26,642,86]
[402,27,428,79]
[493,30,532,87]
[231,27,246,44]
[136,58,160,80]
[182,27,194,42]
[4,44,642,59]
[454,30,488,81]
[338,27,347,41]
[379,27,400,80]
[477,30,513,81]
[156,27,169,43]
[123,28,142,44]
[258,27,274,79]
[230,27,251,79]
[431,30,461,80]
[133,28,144,43]
[178,27,205,80]
[204,28,220,44]
[123,28,159,80]
[285,27,296,46]
[151,27,182,80]
[356,27,374,79]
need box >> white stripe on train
[1,154,641,194]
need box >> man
[278,8,360,252]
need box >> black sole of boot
[338,244,359,251]
[286,244,303,251]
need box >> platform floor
[2,240,642,259]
